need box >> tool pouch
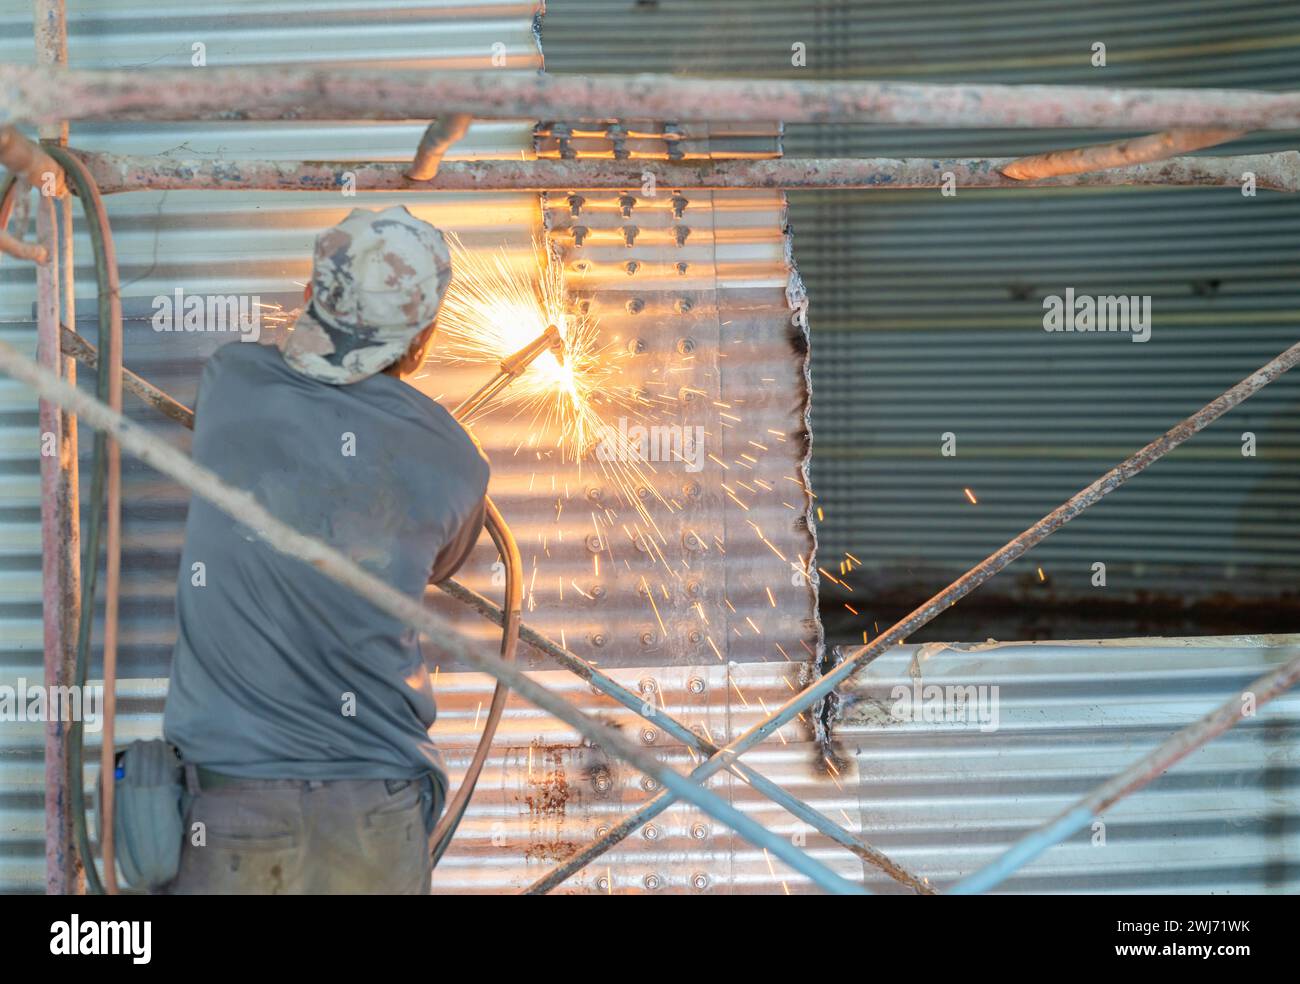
[96,739,185,891]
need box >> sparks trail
[429,233,813,666]
[435,233,633,462]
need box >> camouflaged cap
[282,206,452,384]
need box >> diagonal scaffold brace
[56,325,933,894]
[522,337,1300,894]
[0,335,871,897]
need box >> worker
[158,206,490,894]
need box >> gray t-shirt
[163,342,489,785]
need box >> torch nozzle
[453,324,568,420]
[500,323,565,377]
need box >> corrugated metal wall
[537,0,1300,892]
[542,0,1300,638]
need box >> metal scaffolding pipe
[5,65,1300,128]
[951,647,1300,894]
[0,124,64,193]
[0,336,868,896]
[406,113,473,181]
[0,226,48,262]
[59,327,194,429]
[524,337,1300,893]
[1002,127,1250,180]
[70,149,1300,194]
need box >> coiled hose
[429,495,518,865]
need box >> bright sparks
[435,234,631,462]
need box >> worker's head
[281,206,452,384]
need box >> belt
[190,765,418,796]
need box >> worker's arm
[429,496,487,584]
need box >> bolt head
[687,675,706,693]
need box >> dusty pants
[160,766,442,894]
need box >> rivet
[637,485,652,500]
[595,875,610,891]
[674,225,690,247]
[629,336,647,354]
[585,533,604,553]
[676,336,696,353]
[632,533,650,554]
[692,872,710,891]
[626,297,645,315]
[592,767,612,793]
[586,486,604,502]
[625,260,639,275]
[590,583,607,599]
[596,823,611,838]
[688,675,706,693]
[622,224,639,248]
[571,225,589,247]
[685,579,702,598]
[683,531,703,552]
[618,194,637,217]
[639,678,657,695]
[691,822,709,840]
[567,193,585,216]
[688,631,703,646]
[643,824,661,841]
[683,480,701,499]
[671,194,689,218]
[678,386,699,404]
[639,630,657,648]
[589,632,607,648]
[572,259,590,273]
[641,776,659,792]
[676,261,689,276]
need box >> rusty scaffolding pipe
[1001,127,1248,181]
[67,149,1300,194]
[0,124,64,193]
[4,65,1300,129]
[523,338,1300,894]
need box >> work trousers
[159,766,441,894]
